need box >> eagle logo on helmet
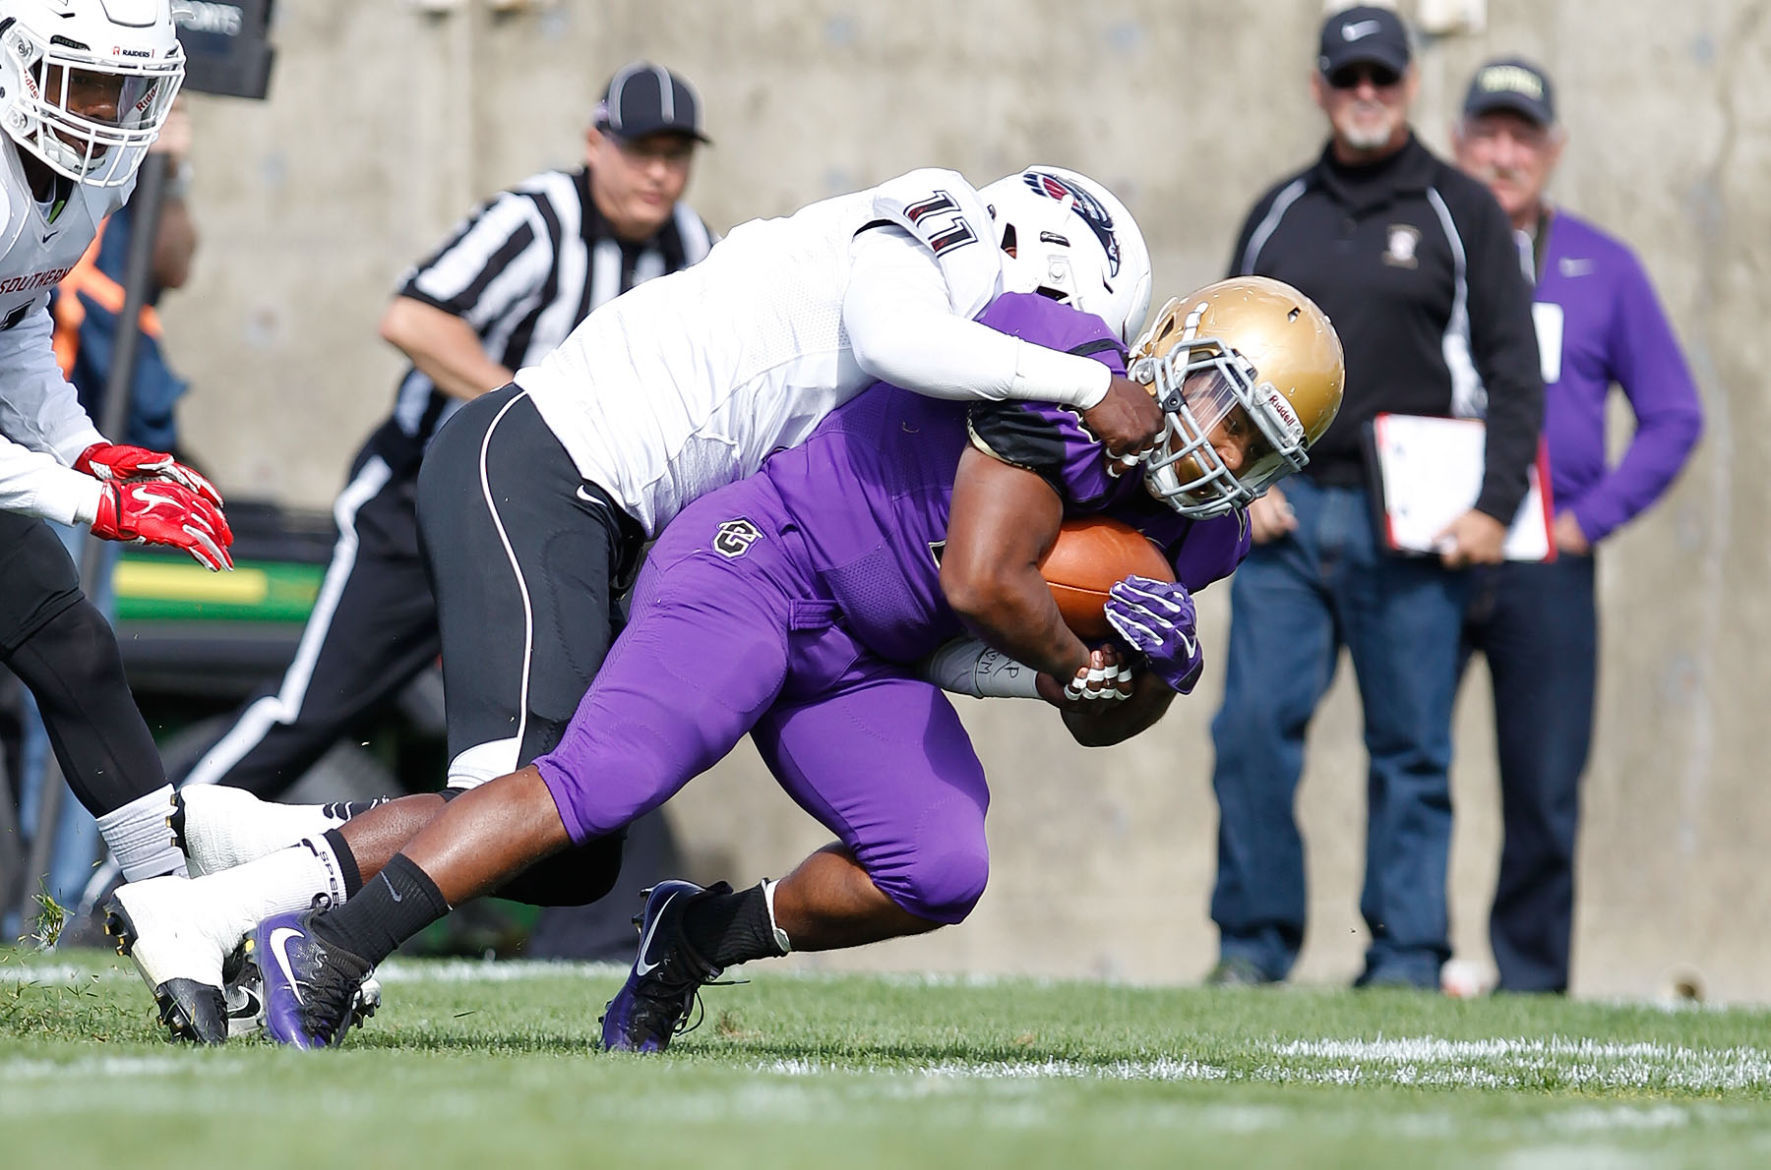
[1021,170,1122,277]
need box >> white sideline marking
[1277,1037,1731,1061]
[764,1056,1230,1082]
[372,959,629,983]
[757,1035,1771,1095]
[1269,1036,1771,1092]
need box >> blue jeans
[1209,478,1469,986]
[1461,554,1596,993]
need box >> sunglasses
[1327,63,1402,90]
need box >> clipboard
[1365,413,1556,563]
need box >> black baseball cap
[594,61,711,144]
[1463,57,1556,126]
[1318,6,1412,76]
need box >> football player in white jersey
[112,164,1156,1041]
[0,0,235,1037]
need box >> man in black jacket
[1206,6,1543,990]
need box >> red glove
[91,480,235,571]
[76,442,223,507]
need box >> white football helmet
[0,0,184,188]
[980,165,1152,344]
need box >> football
[1040,517,1175,639]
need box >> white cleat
[171,785,343,877]
[104,876,251,1045]
[222,941,266,1039]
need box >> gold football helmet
[1130,276,1344,518]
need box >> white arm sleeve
[843,226,1112,410]
[919,637,1043,700]
[0,299,107,524]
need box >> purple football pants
[533,479,991,925]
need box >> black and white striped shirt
[370,166,713,469]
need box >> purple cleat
[600,880,726,1053]
[252,909,373,1049]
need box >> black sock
[681,883,787,969]
[322,828,363,898]
[309,854,450,966]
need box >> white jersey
[518,168,1111,535]
[0,138,124,524]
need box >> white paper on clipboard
[1369,413,1555,562]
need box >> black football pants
[0,509,165,817]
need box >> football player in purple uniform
[111,164,1160,1044]
[249,276,1345,1050]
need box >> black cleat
[599,880,727,1053]
[104,897,229,1045]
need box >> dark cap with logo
[1318,6,1412,75]
[593,61,711,144]
[1463,57,1556,126]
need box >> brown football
[1040,517,1175,639]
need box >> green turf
[6,948,1771,1169]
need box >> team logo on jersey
[714,518,763,558]
[1383,225,1421,269]
[1021,171,1122,277]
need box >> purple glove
[1103,575,1204,694]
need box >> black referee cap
[594,61,711,144]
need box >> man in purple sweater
[1453,58,1704,993]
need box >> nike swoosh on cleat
[632,892,679,977]
[268,927,305,1005]
[226,984,262,1017]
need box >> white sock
[761,878,793,954]
[181,786,351,875]
[200,835,354,941]
[96,785,188,881]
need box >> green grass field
[6,948,1771,1169]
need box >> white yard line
[755,1034,1771,1095]
[1268,1035,1771,1093]
[763,1055,1231,1082]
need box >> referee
[182,62,715,797]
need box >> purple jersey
[537,293,1248,886]
[761,292,1250,663]
[1532,211,1703,543]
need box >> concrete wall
[161,1,1765,999]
